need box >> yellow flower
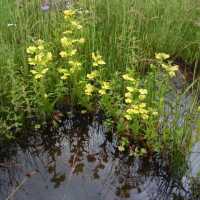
[85,83,95,96]
[61,74,70,80]
[138,108,148,114]
[125,98,132,104]
[169,71,176,77]
[161,63,169,70]
[125,92,132,98]
[139,94,146,100]
[139,89,148,95]
[122,74,135,82]
[61,37,73,48]
[27,46,37,54]
[68,49,77,57]
[98,89,106,96]
[152,111,158,116]
[63,30,73,35]
[34,74,43,80]
[46,52,52,61]
[68,60,81,67]
[78,38,85,44]
[198,106,200,112]
[171,65,179,72]
[30,70,37,74]
[63,9,76,18]
[38,45,44,50]
[139,103,146,108]
[35,53,44,63]
[132,109,139,114]
[92,52,106,67]
[59,51,68,58]
[28,58,36,65]
[141,114,149,120]
[101,81,111,90]
[126,87,134,92]
[124,114,132,121]
[58,68,70,79]
[87,70,98,80]
[155,53,170,61]
[126,108,135,114]
[36,39,44,45]
[41,68,48,75]
[71,20,83,30]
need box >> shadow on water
[0,111,196,200]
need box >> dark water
[0,112,195,200]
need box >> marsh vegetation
[0,0,200,199]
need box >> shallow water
[0,112,194,200]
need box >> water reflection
[0,113,194,200]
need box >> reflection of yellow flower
[85,84,95,96]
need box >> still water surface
[0,113,195,200]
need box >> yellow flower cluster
[155,53,170,61]
[84,52,107,96]
[86,70,98,80]
[161,63,179,77]
[155,52,179,77]
[122,72,157,121]
[63,10,76,18]
[58,10,84,80]
[92,52,106,67]
[27,40,52,80]
[85,83,95,96]
[98,81,111,96]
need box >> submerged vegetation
[0,0,200,170]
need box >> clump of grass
[79,0,200,66]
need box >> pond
[0,111,195,200]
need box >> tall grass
[79,0,200,66]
